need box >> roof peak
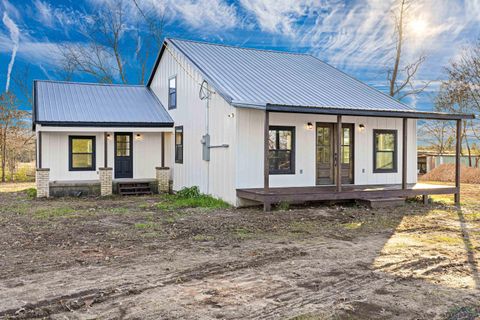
[167,37,312,58]
[34,79,145,88]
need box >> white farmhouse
[33,38,474,210]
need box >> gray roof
[164,38,413,112]
[34,80,173,127]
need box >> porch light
[106,133,112,140]
[358,124,365,132]
[306,122,314,130]
[135,133,143,140]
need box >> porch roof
[266,104,475,120]
[33,80,174,129]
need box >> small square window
[69,136,96,171]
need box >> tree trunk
[389,0,405,97]
[463,121,472,167]
[1,128,6,183]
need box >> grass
[34,207,75,219]
[134,222,161,230]
[342,222,363,230]
[234,227,253,239]
[445,305,480,320]
[156,186,230,210]
[192,234,215,241]
[289,221,315,234]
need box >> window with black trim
[175,126,183,163]
[69,136,96,171]
[373,129,397,173]
[168,76,176,109]
[269,126,295,174]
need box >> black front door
[115,133,133,178]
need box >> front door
[316,123,354,185]
[115,133,133,178]
[316,123,334,185]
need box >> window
[168,76,176,109]
[175,126,183,163]
[116,134,131,157]
[373,130,397,173]
[269,126,295,174]
[69,136,95,171]
[341,127,352,164]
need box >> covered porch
[236,105,474,211]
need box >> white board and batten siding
[149,45,238,205]
[149,44,418,207]
[40,131,166,181]
[236,109,417,189]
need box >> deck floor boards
[237,183,458,206]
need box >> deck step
[356,197,405,209]
[117,182,152,196]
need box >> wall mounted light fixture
[306,122,314,130]
[135,133,143,140]
[358,124,365,132]
[106,133,112,140]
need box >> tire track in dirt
[1,247,306,319]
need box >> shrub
[176,186,201,198]
[25,188,37,198]
[277,201,290,211]
[420,163,480,184]
[156,186,230,210]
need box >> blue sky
[0,0,479,112]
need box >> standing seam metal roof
[34,80,173,126]
[166,38,414,112]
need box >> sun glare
[409,19,428,34]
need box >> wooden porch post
[104,132,108,168]
[336,115,342,192]
[264,111,271,211]
[455,119,462,204]
[161,132,165,167]
[402,118,408,190]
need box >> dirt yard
[0,183,479,319]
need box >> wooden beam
[104,132,108,168]
[161,132,165,167]
[336,115,342,192]
[402,118,408,190]
[264,111,270,211]
[265,105,475,120]
[455,119,462,204]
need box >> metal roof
[164,38,415,112]
[34,80,173,127]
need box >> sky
[0,0,479,113]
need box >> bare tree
[418,120,454,154]
[435,41,480,166]
[387,0,429,100]
[0,92,30,182]
[58,0,164,84]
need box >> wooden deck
[237,183,458,210]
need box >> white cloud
[2,11,19,92]
[89,0,239,31]
[0,32,62,67]
[240,0,315,36]
[34,0,53,27]
[170,0,238,30]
